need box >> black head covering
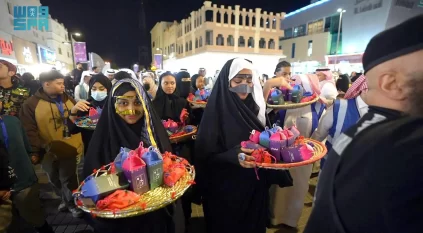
[21,72,34,83]
[175,71,191,98]
[87,74,113,108]
[363,14,423,74]
[152,72,187,122]
[114,71,132,81]
[83,78,172,177]
[336,74,350,93]
[64,75,73,87]
[191,74,200,91]
[195,58,265,165]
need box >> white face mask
[91,91,107,101]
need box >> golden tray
[257,139,327,170]
[267,96,319,110]
[169,126,197,144]
[187,99,207,109]
[75,117,97,130]
[74,163,195,218]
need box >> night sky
[40,0,310,68]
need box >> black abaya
[175,71,191,98]
[83,79,183,233]
[69,74,112,155]
[195,59,293,233]
[152,72,190,123]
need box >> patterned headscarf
[344,75,368,99]
[316,68,336,85]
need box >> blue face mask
[91,91,108,101]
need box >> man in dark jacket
[71,62,84,85]
[305,15,423,233]
[0,60,30,117]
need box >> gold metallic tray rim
[267,96,319,110]
[257,138,327,170]
[74,164,195,218]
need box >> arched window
[238,36,245,47]
[199,37,203,47]
[227,35,234,46]
[216,11,222,23]
[259,38,266,48]
[216,34,224,46]
[248,37,254,48]
[195,38,199,48]
[268,39,275,49]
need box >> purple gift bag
[122,152,150,194]
[269,140,283,162]
[282,130,296,147]
[281,144,313,163]
[281,145,303,163]
[288,126,301,138]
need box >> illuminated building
[280,0,423,74]
[150,1,286,76]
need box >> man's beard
[407,77,423,117]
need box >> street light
[334,8,346,71]
[69,32,82,67]
[156,48,163,70]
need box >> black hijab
[114,71,132,81]
[175,71,191,98]
[153,72,188,122]
[83,78,172,177]
[87,74,113,108]
[195,58,266,163]
[191,74,200,92]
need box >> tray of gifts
[266,85,319,110]
[74,107,102,130]
[240,125,327,170]
[163,119,197,144]
[73,143,195,218]
[187,89,210,109]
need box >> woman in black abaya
[152,72,190,123]
[195,58,293,233]
[175,71,191,98]
[69,74,112,154]
[83,78,184,233]
[152,72,193,227]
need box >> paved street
[8,165,316,233]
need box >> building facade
[280,0,423,74]
[151,1,286,76]
[46,18,73,74]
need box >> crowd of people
[0,14,422,233]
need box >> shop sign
[13,36,38,65]
[38,46,56,65]
[23,47,34,63]
[0,38,13,56]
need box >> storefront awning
[326,53,363,65]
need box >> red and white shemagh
[344,75,368,99]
